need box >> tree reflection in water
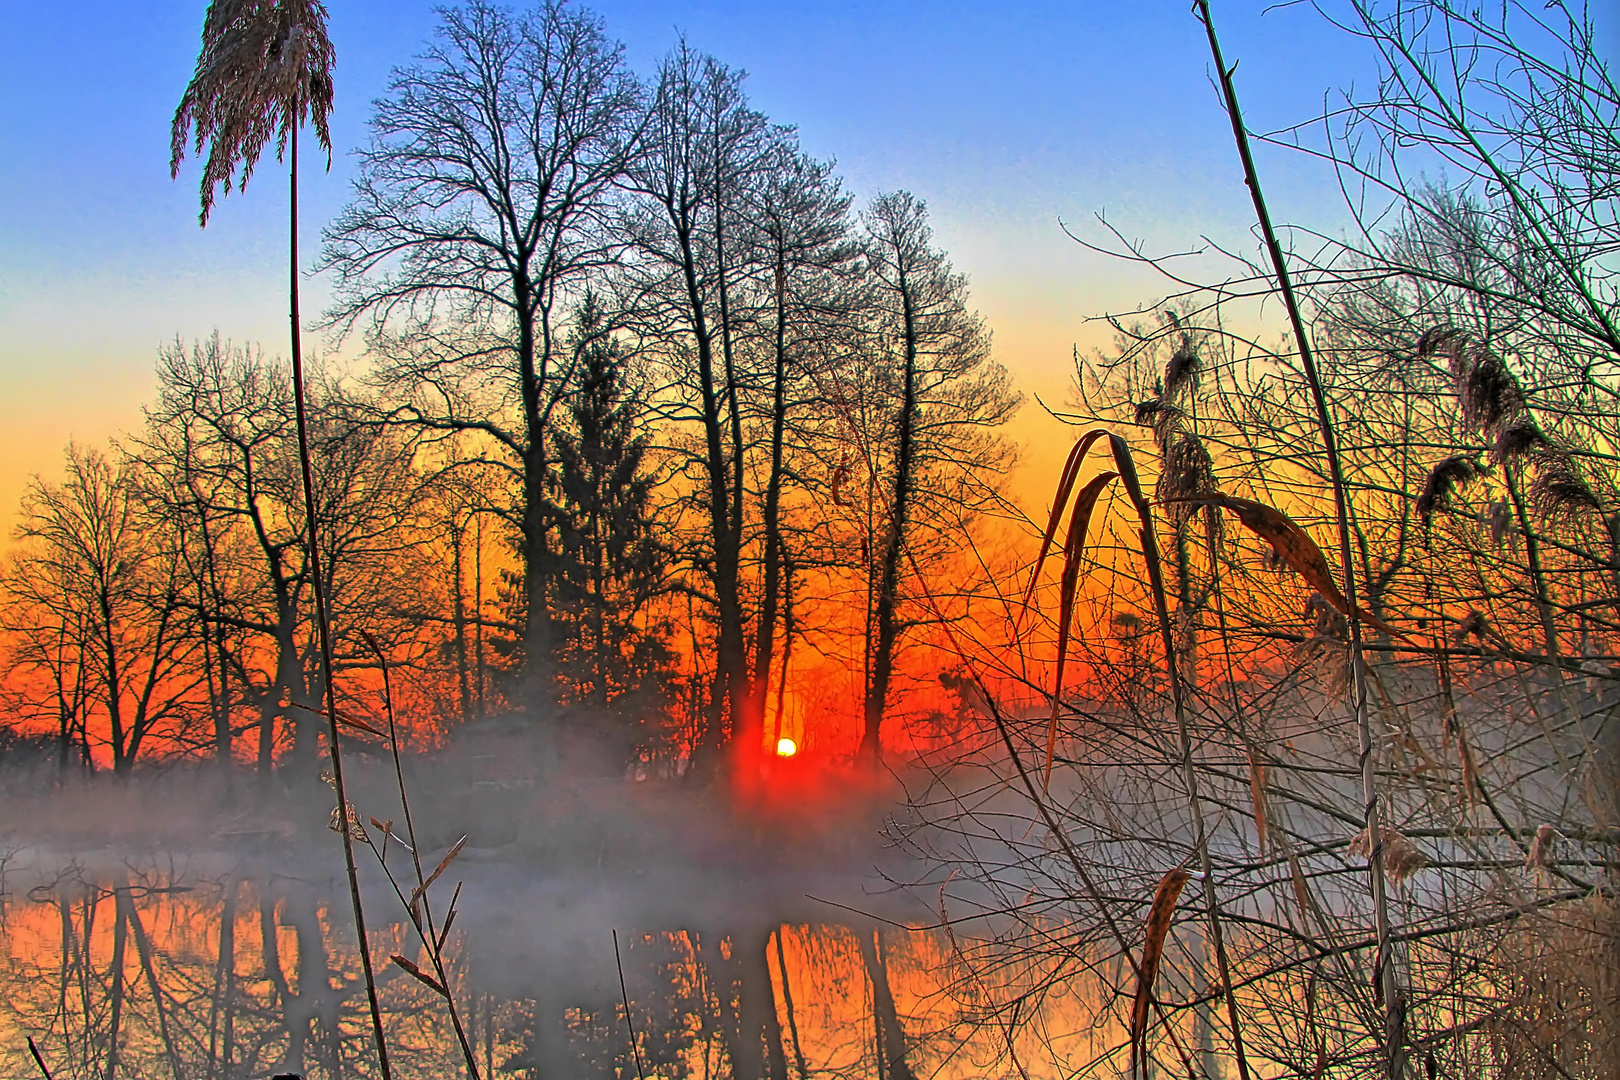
[0,862,1033,1080]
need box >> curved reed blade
[1045,470,1120,787]
[1022,428,1111,616]
[1130,866,1196,1080]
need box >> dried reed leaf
[292,702,385,737]
[412,835,468,905]
[369,816,412,853]
[1173,495,1407,641]
[1130,866,1195,1079]
[1455,727,1480,808]
[1022,429,1111,615]
[1044,470,1120,787]
[436,881,463,951]
[390,953,448,997]
[830,463,851,507]
[1525,823,1556,870]
[1285,841,1313,921]
[1246,747,1269,854]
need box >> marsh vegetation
[4,1,1619,1078]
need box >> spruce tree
[544,301,672,730]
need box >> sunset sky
[3,0,1568,538]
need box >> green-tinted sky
[5,1,1601,527]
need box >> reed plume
[1530,455,1600,519]
[1134,398,1183,449]
[1450,339,1527,437]
[1492,420,1553,466]
[1162,341,1202,403]
[171,0,335,225]
[171,6,389,1077]
[1416,454,1485,526]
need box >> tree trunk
[518,284,558,708]
[752,253,791,767]
[675,221,745,777]
[857,926,915,1080]
[861,277,919,768]
[451,521,471,722]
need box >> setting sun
[776,738,798,758]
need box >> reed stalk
[286,121,393,1079]
[1191,3,1403,1072]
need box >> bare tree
[619,42,770,775]
[137,337,430,777]
[2,446,201,776]
[321,0,642,705]
[856,191,1017,767]
[742,131,863,770]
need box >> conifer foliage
[542,302,672,718]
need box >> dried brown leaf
[1130,866,1195,1079]
[1246,747,1269,854]
[390,953,448,997]
[1043,470,1120,787]
[1349,826,1428,885]
[1525,823,1556,870]
[411,835,468,905]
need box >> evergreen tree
[544,302,673,727]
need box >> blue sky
[2,0,1587,521]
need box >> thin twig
[27,1037,53,1080]
[613,929,647,1080]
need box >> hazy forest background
[1,1,1619,1078]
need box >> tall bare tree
[856,192,1016,767]
[322,0,642,706]
[621,43,771,776]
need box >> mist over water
[0,743,1092,1080]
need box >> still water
[0,828,1124,1080]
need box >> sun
[775,737,798,758]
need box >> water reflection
[0,860,1022,1080]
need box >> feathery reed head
[1416,326,1461,361]
[1162,341,1201,402]
[1156,432,1216,529]
[171,0,336,225]
[1530,455,1600,520]
[1416,454,1484,526]
[1350,826,1428,885]
[1452,342,1526,436]
[1453,609,1488,645]
[1133,398,1183,449]
[1491,420,1552,466]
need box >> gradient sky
[3,0,1575,537]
